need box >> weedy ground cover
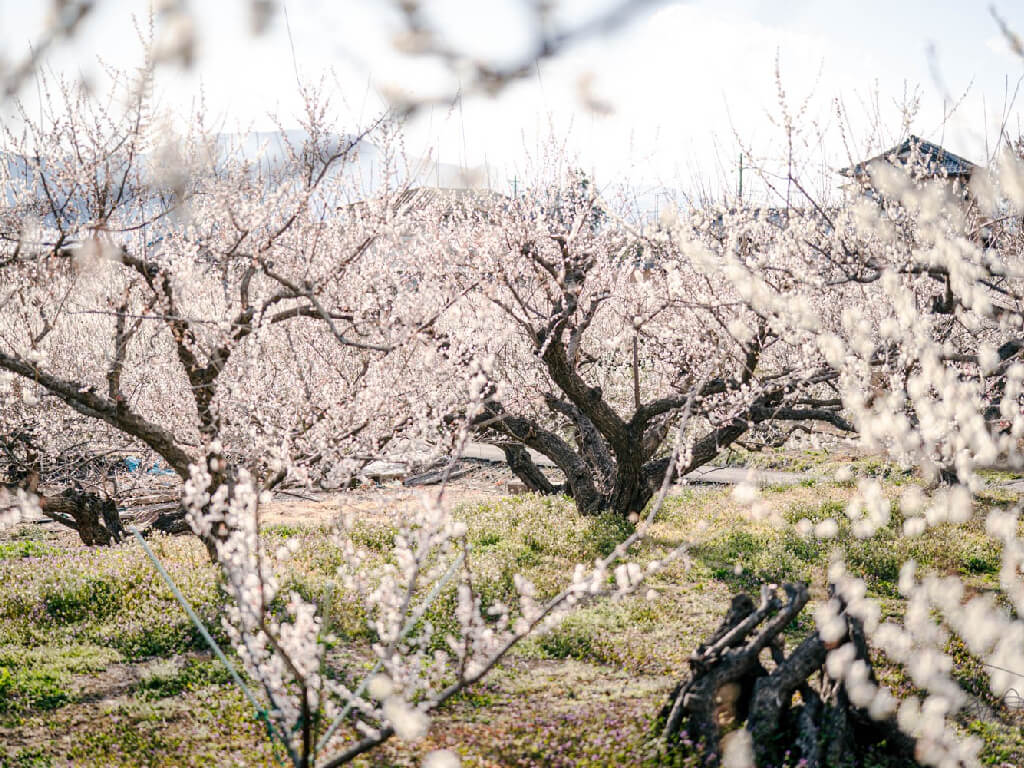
[1,472,1021,767]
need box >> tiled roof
[838,135,977,179]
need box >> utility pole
[738,154,743,202]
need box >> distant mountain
[215,130,490,199]
[1,129,494,229]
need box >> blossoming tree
[653,113,1024,765]
[432,170,853,519]
[0,23,684,767]
[4,3,1024,766]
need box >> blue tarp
[124,457,175,475]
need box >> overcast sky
[3,0,1024,204]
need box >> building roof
[341,186,511,224]
[838,135,978,180]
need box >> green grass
[61,692,284,767]
[710,447,913,481]
[677,490,1005,599]
[0,540,57,559]
[976,468,1024,483]
[1,747,54,768]
[965,719,1024,766]
[712,447,829,472]
[0,644,122,717]
[132,657,232,701]
[529,599,662,668]
[0,532,221,659]
[0,664,72,714]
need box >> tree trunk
[499,444,560,495]
[659,583,922,768]
[38,488,125,546]
[608,457,655,518]
[2,434,126,546]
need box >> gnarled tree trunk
[471,330,854,519]
[659,583,921,768]
[37,488,125,545]
[2,433,125,546]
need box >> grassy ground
[1,471,1023,767]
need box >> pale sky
[3,0,1024,206]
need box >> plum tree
[433,171,852,518]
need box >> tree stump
[659,583,920,768]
